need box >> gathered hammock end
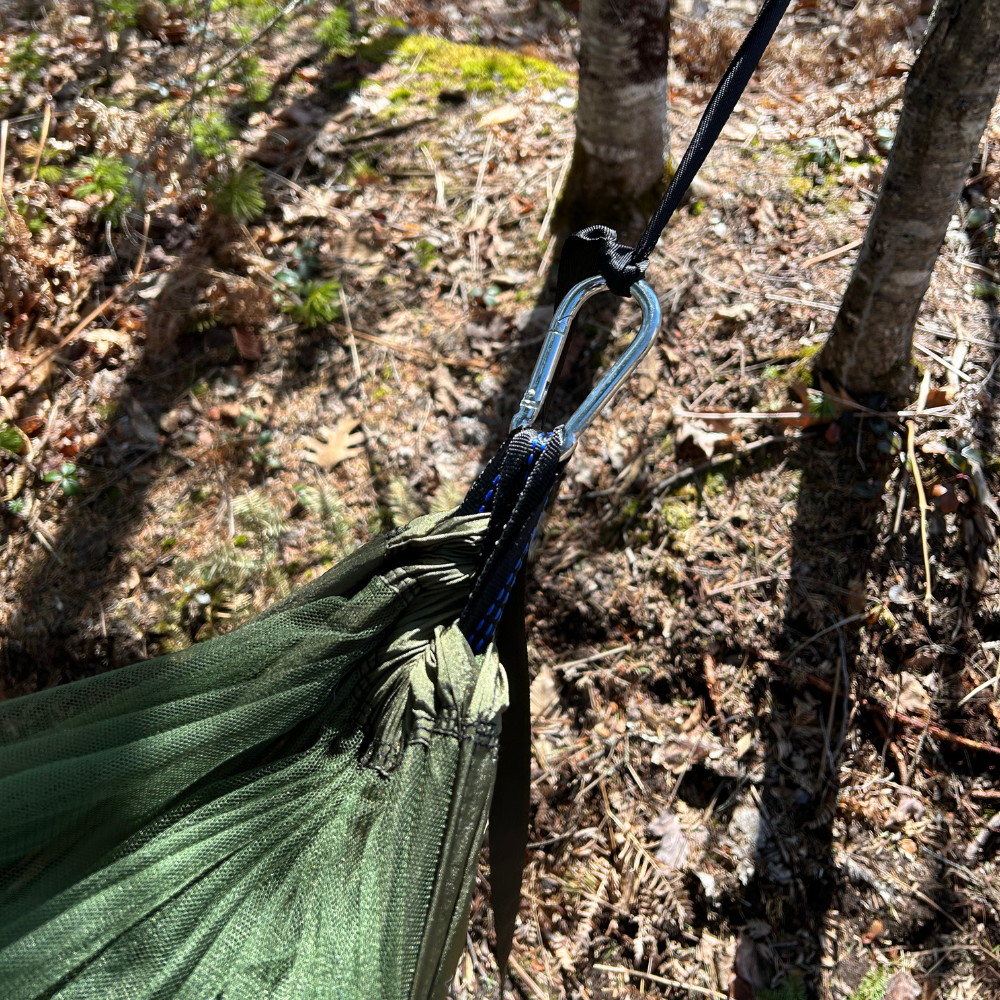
[0,277,660,1000]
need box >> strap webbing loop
[557,0,791,303]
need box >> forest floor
[2,1,1000,998]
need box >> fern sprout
[428,480,466,514]
[71,153,134,223]
[233,55,272,104]
[192,111,235,160]
[210,164,265,222]
[315,5,354,56]
[281,280,342,328]
[384,476,424,528]
[294,483,351,546]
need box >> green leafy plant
[251,429,282,471]
[281,280,342,328]
[233,54,272,103]
[210,164,265,222]
[43,462,82,497]
[0,422,28,455]
[6,497,27,515]
[71,154,133,223]
[315,4,354,56]
[294,482,350,546]
[9,34,44,81]
[100,0,140,29]
[807,389,841,422]
[800,136,840,172]
[192,111,235,159]
[413,239,438,270]
[847,967,888,1000]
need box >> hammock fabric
[0,427,565,1000]
[0,1,792,989]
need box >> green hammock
[0,275,660,999]
[0,510,504,1000]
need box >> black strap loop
[557,0,791,301]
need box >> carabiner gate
[509,276,661,458]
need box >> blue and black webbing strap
[457,426,565,983]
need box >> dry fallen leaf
[233,326,262,361]
[429,364,459,416]
[83,327,132,359]
[300,418,365,469]
[924,386,954,408]
[676,420,733,460]
[884,970,921,1000]
[861,918,883,944]
[479,103,521,127]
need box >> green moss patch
[361,33,568,100]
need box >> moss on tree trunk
[817,0,1000,403]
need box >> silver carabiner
[509,276,661,458]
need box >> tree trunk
[817,0,1000,402]
[557,0,670,242]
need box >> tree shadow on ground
[1,39,423,693]
[488,237,998,993]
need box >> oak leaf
[300,418,364,469]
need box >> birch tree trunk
[557,0,670,241]
[817,0,1000,401]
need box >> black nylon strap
[489,566,530,988]
[457,428,565,984]
[557,0,791,300]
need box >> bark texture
[817,0,1000,401]
[557,0,670,241]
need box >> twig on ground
[801,238,863,268]
[786,612,867,657]
[865,700,1000,757]
[554,644,630,677]
[705,573,790,596]
[507,955,549,1000]
[344,116,438,145]
[0,119,9,215]
[134,212,151,280]
[537,150,571,244]
[329,322,486,369]
[854,86,904,117]
[652,434,788,494]
[18,279,137,384]
[914,341,974,382]
[468,131,494,224]
[338,289,362,379]
[906,412,933,610]
[594,964,727,999]
[29,101,51,183]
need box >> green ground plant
[71,153,133,224]
[210,163,265,221]
[281,279,342,327]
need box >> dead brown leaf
[429,364,459,416]
[676,419,733,460]
[233,326,262,361]
[300,418,365,469]
[479,104,522,127]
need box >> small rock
[728,803,762,844]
